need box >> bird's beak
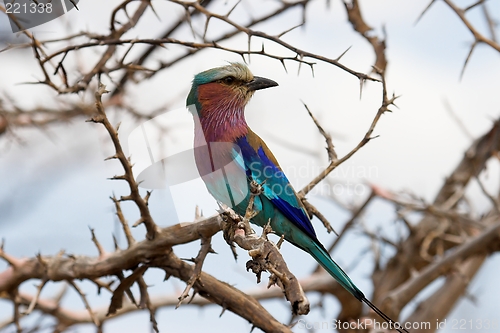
[246,76,278,91]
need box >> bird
[187,62,408,333]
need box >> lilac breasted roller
[187,63,407,333]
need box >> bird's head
[186,63,278,118]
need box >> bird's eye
[222,76,235,85]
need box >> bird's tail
[362,297,409,333]
[307,241,365,300]
[308,241,409,333]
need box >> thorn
[415,0,437,26]
[36,252,48,267]
[226,0,242,16]
[335,45,352,61]
[219,303,227,317]
[261,219,274,239]
[113,234,119,251]
[277,23,304,38]
[230,244,238,261]
[144,191,152,204]
[247,35,252,64]
[276,235,285,249]
[104,154,118,161]
[359,78,364,100]
[176,295,186,309]
[181,257,196,263]
[239,53,246,63]
[148,1,161,21]
[202,16,211,41]
[188,290,198,304]
[132,218,144,227]
[300,0,309,15]
[86,117,101,123]
[280,59,288,73]
[185,10,196,40]
[120,195,133,201]
[89,227,105,256]
[460,42,477,81]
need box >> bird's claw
[249,179,264,195]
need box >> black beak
[246,76,278,91]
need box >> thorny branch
[176,235,214,308]
[88,84,159,240]
[383,222,500,317]
[419,0,500,78]
[1,0,378,98]
[1,0,499,332]
[299,70,397,197]
[221,204,310,316]
[372,118,500,318]
[0,82,313,333]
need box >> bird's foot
[249,179,265,195]
[261,219,274,241]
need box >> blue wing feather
[235,135,317,240]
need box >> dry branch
[405,254,487,331]
[221,202,310,316]
[299,72,396,197]
[344,0,387,73]
[372,119,500,325]
[383,222,500,317]
[89,84,159,240]
[0,215,223,292]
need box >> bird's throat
[195,83,249,143]
[196,108,248,144]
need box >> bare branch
[300,74,397,196]
[89,84,159,240]
[111,195,136,247]
[177,236,213,308]
[0,214,223,292]
[302,101,337,162]
[221,207,310,316]
[21,279,48,316]
[108,265,148,316]
[68,280,100,326]
[90,228,106,257]
[383,222,500,317]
